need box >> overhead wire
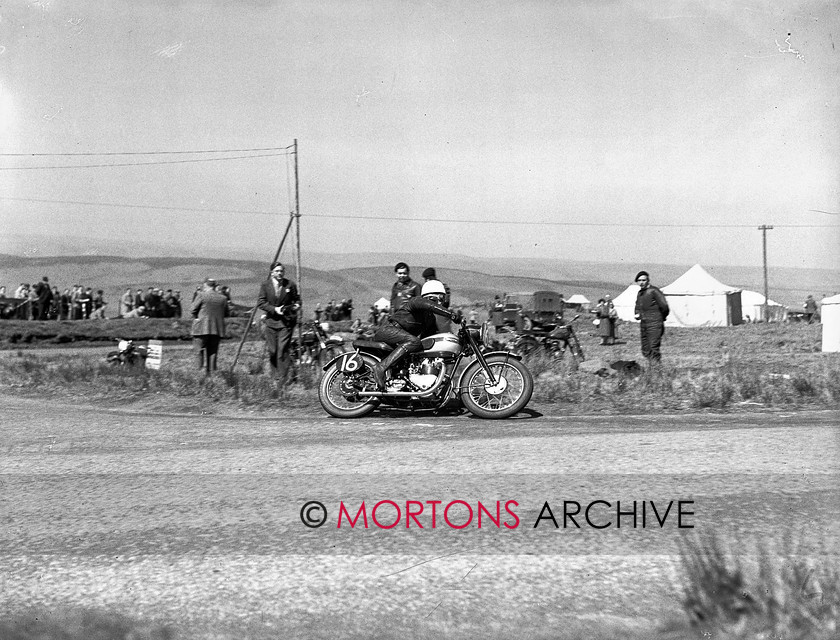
[0,144,296,156]
[0,196,836,228]
[0,151,293,171]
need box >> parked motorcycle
[294,321,347,367]
[105,339,148,366]
[318,320,533,419]
[511,315,585,365]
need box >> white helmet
[421,280,446,297]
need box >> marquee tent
[661,264,742,327]
[373,297,390,311]
[565,294,591,311]
[740,290,787,323]
[612,284,640,322]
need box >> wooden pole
[293,139,303,349]
[229,212,296,372]
[758,225,773,322]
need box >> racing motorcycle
[318,320,533,419]
[105,339,148,366]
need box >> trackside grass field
[0,319,836,414]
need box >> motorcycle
[510,315,585,365]
[105,339,148,366]
[318,320,533,419]
[294,321,347,367]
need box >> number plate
[337,351,365,374]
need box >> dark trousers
[639,321,665,362]
[373,323,423,353]
[194,335,221,372]
[265,324,294,383]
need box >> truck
[489,290,565,331]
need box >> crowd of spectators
[312,299,353,322]
[0,277,187,320]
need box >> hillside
[1,254,836,313]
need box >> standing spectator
[134,288,144,310]
[91,290,107,319]
[190,278,229,374]
[257,262,300,387]
[422,267,452,332]
[324,300,334,322]
[345,298,354,320]
[27,286,38,320]
[595,295,618,346]
[368,305,379,326]
[390,262,421,316]
[803,295,818,324]
[59,288,71,320]
[172,290,183,318]
[71,285,83,320]
[634,271,669,363]
[313,303,323,322]
[119,288,134,317]
[144,287,158,317]
[14,284,29,319]
[80,287,93,319]
[35,276,53,320]
[49,286,61,319]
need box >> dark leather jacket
[391,296,455,336]
[635,285,669,323]
[390,278,422,312]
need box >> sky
[0,0,838,271]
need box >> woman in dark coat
[595,295,617,345]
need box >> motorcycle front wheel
[459,355,533,419]
[318,353,379,418]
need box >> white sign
[146,340,163,370]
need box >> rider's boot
[373,344,409,390]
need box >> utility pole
[293,139,303,350]
[758,225,773,322]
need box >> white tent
[373,297,390,311]
[662,264,742,327]
[565,294,590,311]
[613,284,640,322]
[821,293,840,352]
[740,290,787,323]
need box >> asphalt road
[1,396,837,638]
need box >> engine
[406,357,445,391]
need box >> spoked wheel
[459,354,533,419]
[318,353,379,418]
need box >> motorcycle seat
[352,339,395,353]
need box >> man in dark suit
[257,262,300,386]
[190,278,229,374]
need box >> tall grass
[677,533,839,639]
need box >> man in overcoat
[191,278,229,374]
[257,262,300,386]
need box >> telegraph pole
[758,225,773,321]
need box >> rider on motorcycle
[372,280,461,389]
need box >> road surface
[1,395,837,638]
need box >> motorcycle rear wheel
[318,353,379,418]
[460,355,533,419]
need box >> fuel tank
[420,332,460,357]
